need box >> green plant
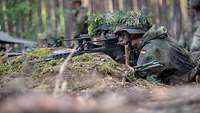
[32,59,64,77]
[87,13,106,36]
[96,61,117,75]
[72,53,93,64]
[26,48,52,59]
[87,10,152,37]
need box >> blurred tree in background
[0,0,195,47]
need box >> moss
[0,62,22,76]
[32,59,64,77]
[96,61,117,75]
[0,48,57,76]
[72,53,93,64]
[26,48,52,59]
[0,52,7,64]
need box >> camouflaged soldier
[92,24,125,64]
[135,25,199,84]
[92,24,112,45]
[114,25,149,66]
[71,0,88,38]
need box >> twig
[53,45,77,96]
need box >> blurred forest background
[0,0,194,45]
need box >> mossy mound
[0,52,159,94]
[0,48,53,76]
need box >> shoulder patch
[140,49,146,54]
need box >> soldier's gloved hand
[124,66,135,82]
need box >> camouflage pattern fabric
[136,26,197,84]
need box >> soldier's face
[130,34,143,48]
[117,32,130,45]
[96,31,106,40]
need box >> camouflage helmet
[114,25,146,35]
[113,11,152,35]
[94,24,111,35]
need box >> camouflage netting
[87,10,152,36]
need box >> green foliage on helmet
[114,10,152,31]
[87,10,152,37]
[87,13,103,37]
[87,13,115,37]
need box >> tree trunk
[123,0,132,11]
[137,0,147,10]
[161,0,168,27]
[171,0,182,40]
[132,0,138,10]
[0,0,5,31]
[45,0,53,32]
[54,0,60,36]
[112,0,119,11]
[37,0,42,33]
[5,1,13,34]
[2,0,9,32]
[63,0,73,48]
[99,0,105,13]
[28,0,33,33]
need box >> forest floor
[0,49,199,113]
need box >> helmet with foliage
[87,13,115,37]
[87,11,152,37]
[114,11,152,35]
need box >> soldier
[134,25,199,84]
[90,24,126,64]
[71,0,88,38]
[114,25,148,66]
[115,26,199,84]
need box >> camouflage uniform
[189,0,200,62]
[136,26,198,84]
[93,24,125,64]
[114,25,147,66]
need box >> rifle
[42,34,123,62]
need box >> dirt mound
[0,53,160,100]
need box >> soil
[3,53,200,113]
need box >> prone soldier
[129,25,199,84]
[114,25,148,66]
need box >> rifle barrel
[64,37,90,41]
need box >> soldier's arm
[135,43,165,78]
